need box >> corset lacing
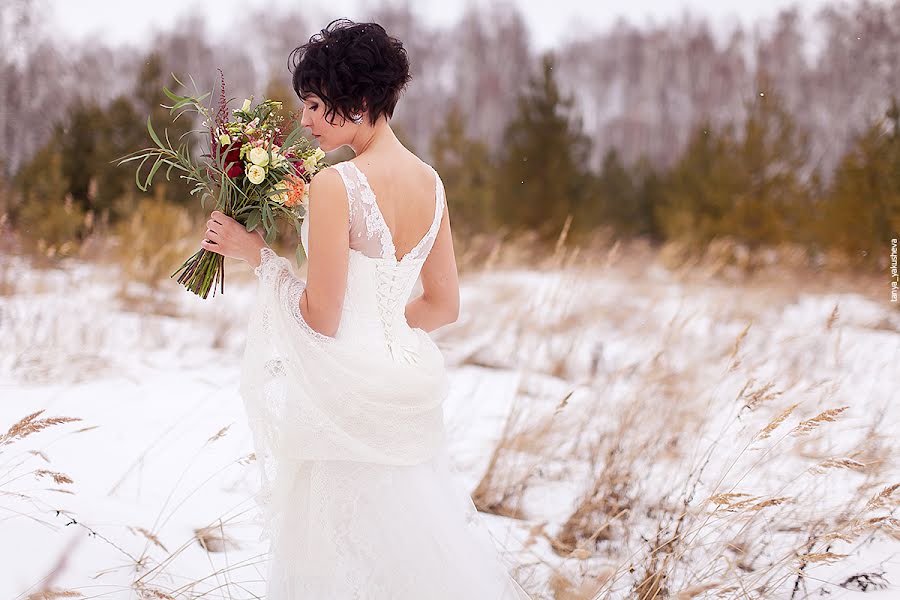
[374,260,421,364]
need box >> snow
[1,254,897,599]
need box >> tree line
[1,0,897,269]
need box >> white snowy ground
[0,252,898,599]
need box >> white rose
[248,146,269,167]
[247,164,266,185]
[241,98,252,112]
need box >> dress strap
[410,163,444,260]
[326,162,356,229]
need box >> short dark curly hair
[288,19,412,126]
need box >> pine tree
[631,155,666,241]
[54,98,103,212]
[656,120,743,246]
[592,148,636,236]
[430,103,495,234]
[495,52,593,240]
[130,54,194,211]
[728,71,811,247]
[823,96,900,267]
[657,72,811,249]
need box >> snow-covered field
[1,250,898,599]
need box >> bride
[199,18,531,599]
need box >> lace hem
[253,246,335,344]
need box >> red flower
[223,146,243,178]
[211,136,244,178]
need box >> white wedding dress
[239,160,531,599]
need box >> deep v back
[349,161,439,262]
[331,160,445,264]
[299,159,445,265]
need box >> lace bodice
[283,160,445,363]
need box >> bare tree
[449,2,533,152]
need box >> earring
[349,112,363,125]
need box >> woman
[199,18,531,600]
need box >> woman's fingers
[203,213,223,254]
[204,211,251,261]
[200,238,219,253]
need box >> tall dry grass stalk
[10,415,269,600]
[1,410,87,599]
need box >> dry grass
[440,234,899,599]
[111,197,197,309]
[1,410,87,599]
[3,221,897,599]
[7,410,268,600]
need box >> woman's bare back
[349,151,439,262]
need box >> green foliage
[587,150,663,240]
[495,53,594,240]
[656,120,744,247]
[658,74,812,250]
[129,55,197,209]
[17,52,196,240]
[8,47,896,274]
[820,96,900,266]
[14,146,84,255]
[56,98,105,213]
[728,74,812,247]
[594,149,634,231]
[430,103,495,234]
[99,97,146,209]
[630,156,666,241]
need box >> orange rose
[284,175,306,208]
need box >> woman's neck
[350,116,402,158]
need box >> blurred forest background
[1,0,899,274]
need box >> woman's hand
[200,210,268,267]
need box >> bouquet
[117,71,327,298]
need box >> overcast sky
[47,0,842,51]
